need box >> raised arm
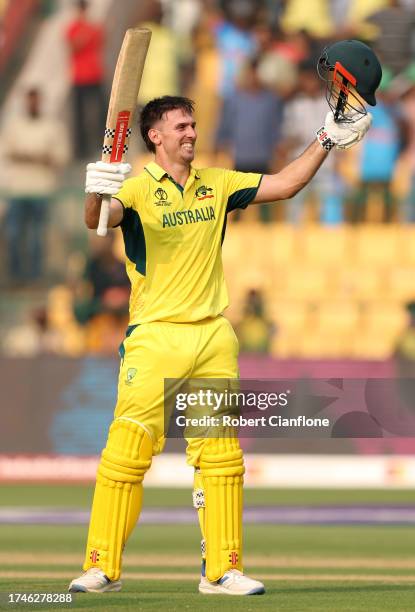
[254,140,326,203]
[253,111,372,204]
[85,193,124,229]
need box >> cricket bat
[97,28,152,236]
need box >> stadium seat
[269,300,312,358]
[283,266,329,300]
[353,330,400,360]
[267,224,300,267]
[386,267,415,302]
[300,225,352,266]
[299,330,355,358]
[298,300,359,358]
[397,226,415,266]
[352,224,399,267]
[316,300,360,333]
[334,267,384,300]
[271,330,302,358]
[268,299,310,330]
[223,223,269,271]
[362,300,408,330]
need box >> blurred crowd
[1,0,415,358]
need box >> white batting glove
[85,161,132,195]
[316,111,372,151]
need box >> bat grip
[97,194,111,236]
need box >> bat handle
[97,194,111,236]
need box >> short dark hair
[139,96,195,153]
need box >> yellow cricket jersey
[114,161,262,324]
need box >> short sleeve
[112,177,141,228]
[113,177,138,210]
[223,169,263,212]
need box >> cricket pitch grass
[0,486,414,611]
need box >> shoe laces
[222,569,244,582]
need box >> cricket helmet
[317,39,382,122]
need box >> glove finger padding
[87,161,132,175]
[85,160,132,195]
[324,111,372,150]
[87,171,126,182]
[85,183,123,195]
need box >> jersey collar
[144,161,200,182]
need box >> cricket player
[69,41,381,596]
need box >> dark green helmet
[318,39,382,106]
[317,39,382,122]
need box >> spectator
[350,73,401,223]
[65,0,106,159]
[215,57,284,220]
[280,0,335,38]
[74,233,130,324]
[280,61,344,224]
[137,0,181,106]
[396,64,415,222]
[366,0,415,75]
[189,3,223,153]
[236,289,273,354]
[214,0,258,98]
[2,88,70,283]
[340,0,388,41]
[394,301,415,380]
[1,307,59,357]
[74,234,130,354]
[254,23,300,98]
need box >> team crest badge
[125,368,137,385]
[195,185,214,200]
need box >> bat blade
[97,28,151,236]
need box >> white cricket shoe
[199,569,265,595]
[68,568,122,593]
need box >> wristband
[316,126,335,151]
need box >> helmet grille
[317,52,367,123]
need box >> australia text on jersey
[162,205,215,228]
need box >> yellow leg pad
[83,419,152,580]
[199,437,245,582]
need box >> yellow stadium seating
[297,300,359,358]
[223,224,415,359]
[300,225,352,266]
[316,300,360,333]
[386,267,415,302]
[352,224,399,267]
[334,267,384,300]
[268,300,310,330]
[360,301,408,336]
[298,327,356,358]
[353,331,399,360]
[267,224,300,266]
[269,301,311,358]
[271,330,302,358]
[397,226,415,266]
[283,266,329,300]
